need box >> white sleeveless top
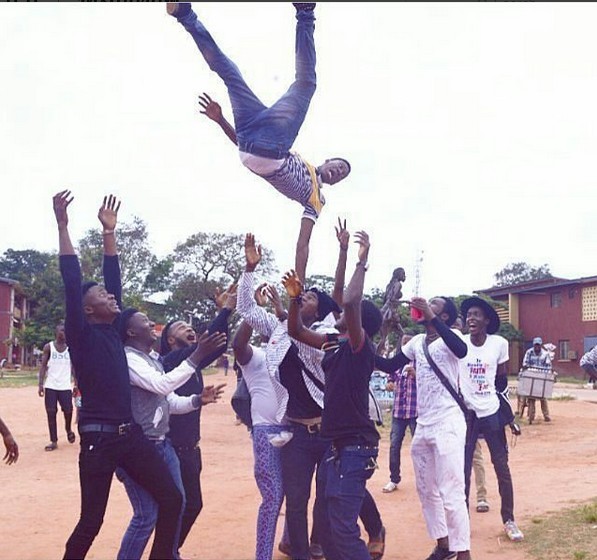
[44,341,72,391]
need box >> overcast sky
[2,2,597,300]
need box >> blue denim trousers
[280,423,329,560]
[389,416,417,484]
[116,438,186,560]
[464,410,515,523]
[176,6,316,159]
[317,444,379,560]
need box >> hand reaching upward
[98,195,121,232]
[244,233,262,272]
[53,190,74,229]
[282,270,303,299]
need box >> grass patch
[0,368,38,388]
[551,394,577,401]
[521,499,597,560]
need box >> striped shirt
[389,365,417,420]
[242,152,323,222]
[237,271,326,423]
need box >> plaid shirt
[389,364,417,420]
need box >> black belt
[79,423,133,436]
[332,443,378,452]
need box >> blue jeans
[280,423,329,560]
[317,444,379,560]
[464,411,515,523]
[176,6,316,159]
[116,439,186,560]
[389,416,417,484]
[63,425,182,560]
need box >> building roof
[0,277,19,287]
[477,275,597,298]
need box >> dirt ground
[2,372,597,560]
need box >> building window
[550,292,562,308]
[558,340,570,361]
[582,286,597,321]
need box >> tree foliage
[493,262,553,287]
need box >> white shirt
[460,334,508,419]
[402,330,464,427]
[237,271,325,423]
[44,341,72,391]
[240,346,282,427]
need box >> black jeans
[44,388,73,442]
[464,411,515,523]
[63,424,183,560]
[174,444,203,548]
[281,423,329,560]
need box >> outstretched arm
[295,217,315,285]
[282,270,326,349]
[332,217,349,312]
[98,195,123,310]
[343,230,369,350]
[198,93,238,146]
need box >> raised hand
[282,270,303,298]
[410,296,434,322]
[198,93,223,122]
[254,283,269,307]
[52,190,73,228]
[335,217,349,251]
[98,194,121,232]
[215,283,238,310]
[354,230,370,264]
[200,383,227,405]
[244,233,262,271]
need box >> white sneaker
[382,481,398,493]
[504,519,524,542]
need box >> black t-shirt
[320,334,380,448]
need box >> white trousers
[411,413,470,552]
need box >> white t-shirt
[44,341,72,391]
[460,334,508,419]
[402,331,464,426]
[240,345,281,427]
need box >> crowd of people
[0,3,560,560]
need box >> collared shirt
[523,347,551,370]
[390,365,417,420]
[237,271,325,423]
[240,151,323,222]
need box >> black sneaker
[425,546,457,560]
[293,3,316,11]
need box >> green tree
[77,216,158,306]
[165,232,278,326]
[0,249,65,349]
[493,262,553,287]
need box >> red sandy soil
[2,372,596,560]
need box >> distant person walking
[38,322,76,451]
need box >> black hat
[307,287,342,322]
[460,296,500,335]
[117,307,139,343]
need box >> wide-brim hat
[460,296,500,335]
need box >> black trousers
[464,411,515,524]
[44,388,73,442]
[174,444,203,548]
[63,424,183,560]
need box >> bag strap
[422,338,468,415]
